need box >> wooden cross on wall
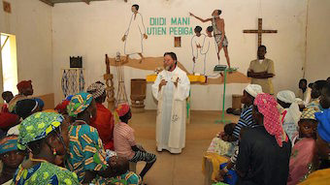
[243,18,277,46]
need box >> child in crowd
[108,155,142,185]
[0,135,26,184]
[114,103,157,182]
[1,91,13,113]
[287,107,319,185]
[208,123,237,157]
[217,127,248,184]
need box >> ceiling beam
[39,0,54,7]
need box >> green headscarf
[18,112,64,150]
[67,92,93,118]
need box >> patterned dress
[12,162,79,185]
[66,123,108,185]
[109,171,142,185]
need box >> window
[174,37,181,47]
[1,33,18,95]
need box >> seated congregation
[0,81,156,185]
[204,78,330,185]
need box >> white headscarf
[277,90,301,125]
[244,84,263,98]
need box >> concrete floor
[129,110,239,185]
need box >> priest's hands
[159,79,167,91]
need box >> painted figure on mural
[200,26,219,76]
[191,26,206,74]
[122,4,148,63]
[190,10,231,68]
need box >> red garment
[54,100,70,114]
[17,80,32,92]
[0,112,19,130]
[90,103,115,150]
[115,103,130,117]
[1,104,9,113]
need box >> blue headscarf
[0,135,19,155]
[316,109,330,142]
[34,98,45,109]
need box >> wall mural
[114,4,250,85]
[122,4,148,63]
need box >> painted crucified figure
[190,10,231,68]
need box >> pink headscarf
[254,93,288,147]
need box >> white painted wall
[52,0,308,110]
[0,0,53,96]
[305,0,330,83]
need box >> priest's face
[164,54,176,71]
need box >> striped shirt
[230,148,239,164]
[114,122,136,159]
[233,105,257,139]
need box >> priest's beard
[165,65,173,71]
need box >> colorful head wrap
[116,103,130,117]
[18,112,64,150]
[301,107,318,120]
[244,84,263,98]
[254,93,288,147]
[67,92,93,117]
[87,82,106,99]
[34,98,45,109]
[16,80,32,93]
[316,109,330,143]
[0,135,19,155]
[15,99,38,119]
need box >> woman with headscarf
[5,98,42,137]
[232,84,263,139]
[8,80,34,113]
[277,90,302,141]
[236,93,291,185]
[0,135,26,184]
[287,107,319,185]
[66,92,114,184]
[87,81,115,150]
[12,112,79,184]
[204,84,262,183]
[299,109,330,184]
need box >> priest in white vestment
[122,4,148,62]
[152,52,190,154]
